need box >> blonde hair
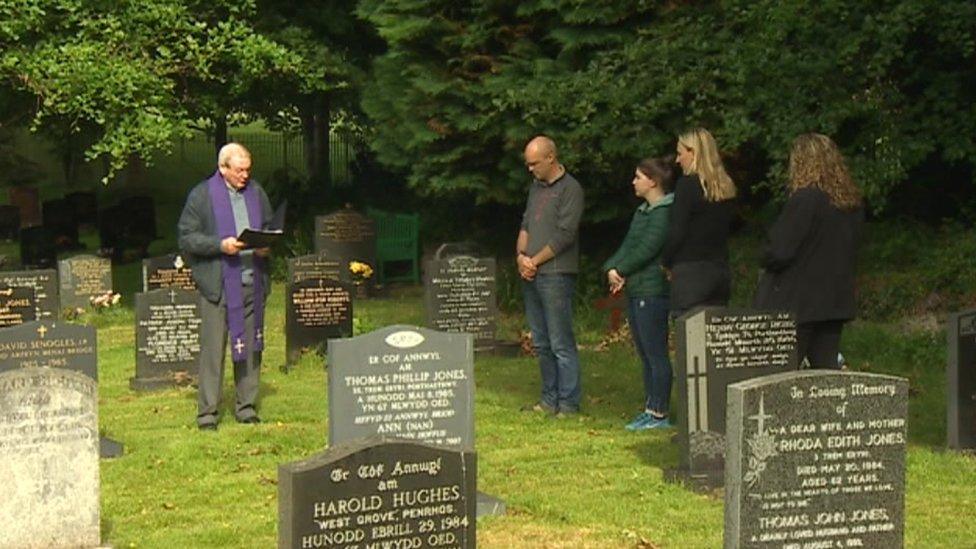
[217,142,251,168]
[788,133,862,209]
[677,128,736,201]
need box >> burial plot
[668,308,797,490]
[0,286,35,328]
[424,251,497,349]
[279,438,476,549]
[0,367,100,548]
[725,370,908,549]
[314,207,377,284]
[131,288,202,390]
[0,204,19,240]
[0,268,59,320]
[42,198,80,250]
[59,254,112,312]
[287,253,341,283]
[286,278,352,366]
[948,308,976,450]
[19,225,56,269]
[142,253,196,292]
[328,325,474,451]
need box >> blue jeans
[627,295,672,414]
[524,273,581,412]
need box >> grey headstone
[0,320,97,382]
[669,308,797,489]
[131,288,202,390]
[328,325,475,451]
[278,438,476,549]
[58,255,112,312]
[0,368,100,548]
[314,208,377,283]
[0,285,36,328]
[142,253,196,292]
[725,370,908,549]
[424,254,497,348]
[948,308,976,450]
[0,269,59,320]
[287,253,342,284]
[286,278,352,365]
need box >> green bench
[366,207,420,284]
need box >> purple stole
[207,172,266,362]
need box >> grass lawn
[79,282,975,548]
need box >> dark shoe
[198,422,217,431]
[520,401,556,414]
[237,416,261,424]
[553,408,580,419]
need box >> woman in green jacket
[603,157,675,430]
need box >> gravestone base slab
[100,436,124,459]
[129,374,194,391]
[477,491,506,517]
[663,467,724,493]
[481,339,522,357]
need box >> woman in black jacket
[755,133,864,369]
[661,127,737,318]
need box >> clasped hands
[607,268,625,295]
[221,237,270,257]
[517,253,537,281]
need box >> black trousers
[796,319,845,369]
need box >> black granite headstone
[948,308,976,450]
[278,438,476,549]
[0,269,59,321]
[0,286,35,328]
[668,308,798,489]
[328,325,475,451]
[287,253,342,284]
[0,205,19,240]
[142,254,196,292]
[424,254,497,348]
[314,207,377,284]
[19,226,56,269]
[65,191,98,227]
[725,370,908,548]
[42,198,80,250]
[131,288,202,390]
[286,278,352,365]
[58,255,112,312]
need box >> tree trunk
[214,115,228,156]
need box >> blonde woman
[660,127,737,318]
[754,133,864,369]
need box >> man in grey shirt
[516,136,584,416]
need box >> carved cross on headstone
[168,290,177,303]
[748,393,773,435]
[687,355,708,432]
[36,324,48,338]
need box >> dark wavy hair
[788,133,862,209]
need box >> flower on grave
[90,291,122,310]
[349,261,374,281]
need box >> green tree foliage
[360,0,976,215]
[0,0,324,180]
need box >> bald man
[517,136,585,417]
[178,142,273,430]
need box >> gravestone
[42,198,80,250]
[314,207,377,284]
[66,191,98,227]
[287,253,342,283]
[286,278,352,366]
[279,438,476,549]
[131,288,202,390]
[0,204,19,240]
[0,285,36,328]
[424,252,497,349]
[0,268,59,320]
[948,308,976,450]
[8,185,41,228]
[668,308,798,490]
[725,370,908,549]
[58,254,112,312]
[19,225,57,269]
[142,253,196,292]
[328,325,475,451]
[0,367,100,548]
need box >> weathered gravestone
[314,207,377,284]
[0,204,19,240]
[0,367,100,548]
[667,308,798,489]
[66,191,98,227]
[328,325,474,451]
[725,370,908,549]
[19,225,57,269]
[142,253,196,292]
[0,320,122,458]
[286,278,352,366]
[0,285,35,328]
[0,268,59,320]
[279,438,476,549]
[287,253,341,284]
[42,198,80,250]
[424,250,497,350]
[59,254,112,312]
[131,288,202,390]
[948,308,976,450]
[8,185,41,228]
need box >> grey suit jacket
[177,179,273,303]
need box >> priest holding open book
[178,142,280,430]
